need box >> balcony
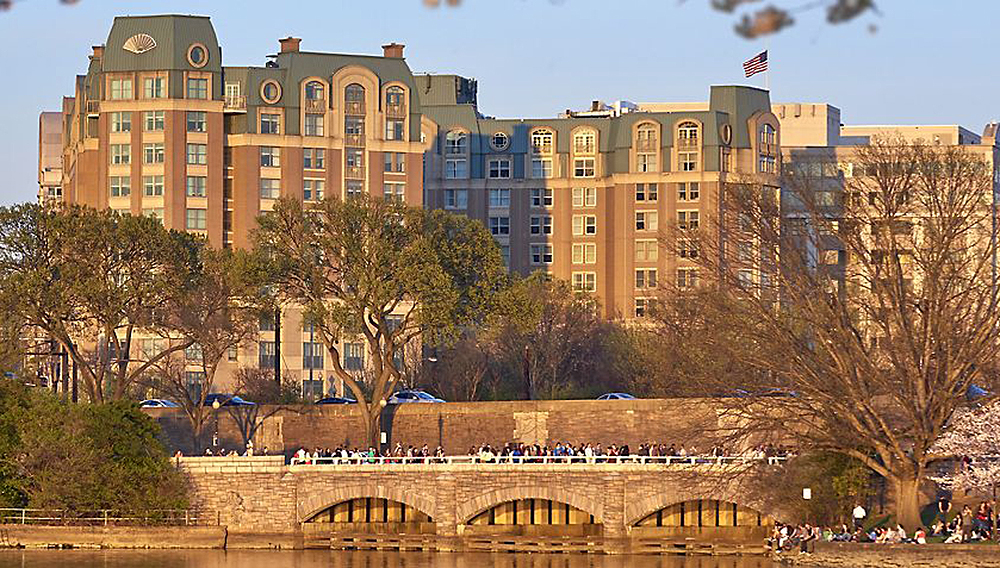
[224,95,247,113]
[345,165,365,180]
[574,142,595,155]
[636,138,657,152]
[345,100,366,116]
[86,100,100,117]
[677,137,699,148]
[385,102,407,119]
[345,133,365,148]
[304,98,326,113]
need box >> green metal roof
[102,15,222,74]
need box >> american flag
[743,50,768,78]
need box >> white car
[387,390,445,404]
[596,393,636,400]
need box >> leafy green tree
[256,196,507,446]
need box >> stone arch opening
[304,497,433,524]
[633,499,771,528]
[457,486,603,526]
[297,484,436,525]
[467,498,598,527]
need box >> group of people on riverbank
[768,522,932,553]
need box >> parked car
[139,398,179,408]
[202,393,256,407]
[315,396,357,405]
[597,393,636,400]
[387,390,445,404]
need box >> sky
[1,0,998,205]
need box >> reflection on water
[0,550,779,568]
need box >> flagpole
[764,41,771,92]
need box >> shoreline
[775,542,1000,568]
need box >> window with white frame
[383,182,405,203]
[572,187,596,208]
[186,77,208,100]
[384,152,405,173]
[531,130,553,154]
[445,130,468,154]
[529,215,552,235]
[530,188,553,208]
[573,158,595,178]
[109,78,132,100]
[635,298,652,318]
[488,158,511,179]
[110,112,131,133]
[635,268,658,289]
[500,244,510,267]
[386,119,405,141]
[677,268,698,289]
[635,239,658,262]
[635,183,658,202]
[302,342,324,370]
[260,178,280,200]
[678,182,700,201]
[109,176,130,198]
[187,111,206,133]
[186,143,207,165]
[635,211,658,231]
[572,243,596,264]
[143,175,163,196]
[759,155,777,174]
[186,176,207,197]
[444,189,467,209]
[304,179,325,201]
[143,76,165,99]
[491,132,509,151]
[677,121,699,147]
[143,142,164,164]
[343,342,364,371]
[144,111,164,131]
[260,113,280,134]
[572,272,596,293]
[304,114,324,136]
[679,152,698,172]
[489,188,510,208]
[530,244,553,265]
[574,131,595,154]
[531,158,553,178]
[760,123,776,146]
[636,124,658,171]
[260,146,280,168]
[304,148,325,169]
[345,180,364,199]
[445,158,468,179]
[186,208,207,231]
[572,215,597,236]
[110,144,130,165]
[488,216,509,236]
[637,153,657,172]
[677,210,700,230]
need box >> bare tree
[652,137,1000,528]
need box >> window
[258,341,276,369]
[260,113,280,134]
[760,124,776,146]
[143,143,164,164]
[636,124,658,171]
[636,240,661,263]
[444,189,467,209]
[572,243,596,264]
[305,81,325,102]
[385,119,405,141]
[489,189,511,208]
[143,175,164,196]
[304,148,325,169]
[500,245,511,267]
[637,153,657,172]
[445,158,467,179]
[531,130,553,154]
[385,85,405,107]
[110,144,130,165]
[736,240,754,263]
[488,216,510,236]
[110,112,131,133]
[109,78,132,100]
[678,210,700,230]
[186,143,207,165]
[488,159,511,179]
[574,131,595,154]
[759,155,777,174]
[570,187,595,208]
[345,148,364,169]
[186,208,206,230]
[384,152,405,173]
[303,179,325,201]
[383,182,405,203]
[738,269,754,289]
[530,244,553,264]
[573,158,595,178]
[677,268,698,289]
[304,114,324,136]
[260,179,280,200]
[635,211,658,231]
[678,182,700,201]
[445,130,468,154]
[721,147,731,172]
[491,132,509,151]
[227,346,238,362]
[345,116,365,136]
[143,207,164,221]
[186,77,208,100]
[185,343,203,361]
[635,298,652,318]
[225,82,241,105]
[572,272,596,293]
[531,158,553,178]
[679,239,699,259]
[187,111,206,132]
[259,314,275,331]
[572,215,597,236]
[303,342,324,370]
[186,176,206,197]
[635,183,658,202]
[529,215,552,235]
[143,77,165,99]
[678,121,699,147]
[109,176,130,198]
[636,268,658,289]
[346,180,364,199]
[530,188,553,208]
[679,152,698,171]
[144,111,164,131]
[759,124,777,173]
[260,146,280,168]
[343,342,364,371]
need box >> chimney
[382,43,405,59]
[279,37,301,53]
[91,45,104,59]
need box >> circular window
[186,43,208,68]
[721,124,733,145]
[490,132,509,151]
[260,80,282,104]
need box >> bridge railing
[0,508,217,526]
[288,455,788,467]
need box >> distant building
[38,111,64,205]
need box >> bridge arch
[297,483,437,523]
[457,486,604,525]
[626,490,772,528]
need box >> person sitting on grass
[914,527,927,544]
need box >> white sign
[802,487,812,500]
[380,432,387,444]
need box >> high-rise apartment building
[47,14,782,392]
[38,112,64,206]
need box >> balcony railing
[288,454,789,467]
[303,98,326,113]
[385,102,407,118]
[677,137,699,148]
[345,100,366,116]
[86,100,100,116]
[574,142,595,155]
[224,95,246,112]
[636,138,657,152]
[345,133,365,148]
[345,165,365,180]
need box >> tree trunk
[363,404,381,451]
[893,475,923,530]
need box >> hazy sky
[1,0,998,205]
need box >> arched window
[677,121,699,147]
[305,81,325,101]
[636,123,659,173]
[345,83,365,116]
[760,124,776,146]
[385,86,405,107]
[759,124,777,173]
[445,130,468,155]
[573,130,596,154]
[676,121,700,172]
[531,129,554,155]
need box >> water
[0,550,780,568]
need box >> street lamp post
[212,399,221,450]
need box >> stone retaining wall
[0,525,226,549]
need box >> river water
[0,550,784,568]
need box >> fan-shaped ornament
[123,33,157,55]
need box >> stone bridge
[180,456,789,553]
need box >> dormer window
[636,123,658,173]
[445,130,467,155]
[531,130,554,155]
[676,121,700,172]
[574,131,596,154]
